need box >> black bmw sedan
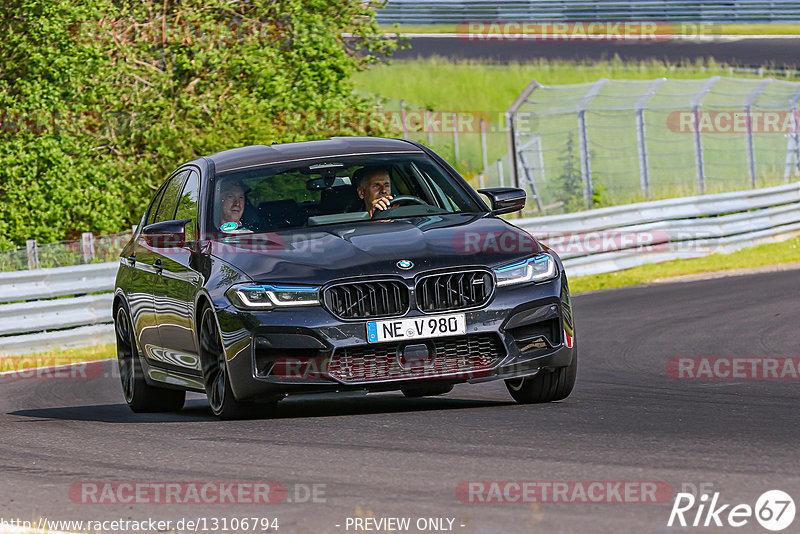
[114,137,577,419]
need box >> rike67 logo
[668,490,795,531]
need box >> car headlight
[494,253,558,287]
[226,284,320,310]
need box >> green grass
[352,57,798,113]
[353,57,799,209]
[569,235,800,293]
[381,23,800,36]
[0,344,115,372]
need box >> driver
[353,166,393,218]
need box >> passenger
[353,166,393,217]
[218,180,249,230]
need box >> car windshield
[209,153,484,233]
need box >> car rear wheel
[401,383,454,398]
[199,305,263,420]
[505,351,577,404]
[115,305,185,413]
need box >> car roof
[206,137,426,173]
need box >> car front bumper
[216,272,576,402]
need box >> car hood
[207,213,542,285]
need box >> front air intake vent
[416,270,494,313]
[323,280,410,320]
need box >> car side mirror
[478,188,526,215]
[142,218,192,248]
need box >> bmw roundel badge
[397,260,414,270]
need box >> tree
[0,0,396,248]
[555,132,585,212]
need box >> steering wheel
[388,195,428,207]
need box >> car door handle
[125,254,136,266]
[154,259,163,274]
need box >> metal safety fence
[376,0,800,24]
[0,231,132,272]
[500,77,800,215]
[1,183,798,354]
[0,262,118,355]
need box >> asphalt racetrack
[1,269,798,533]
[397,36,800,68]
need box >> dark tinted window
[175,170,200,239]
[210,154,481,232]
[154,170,189,223]
[145,186,167,226]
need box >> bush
[0,0,396,248]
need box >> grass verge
[352,57,796,113]
[0,344,115,373]
[569,235,800,293]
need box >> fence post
[505,80,542,189]
[81,232,95,264]
[577,79,608,209]
[744,79,772,188]
[480,119,488,172]
[400,99,408,139]
[452,112,460,163]
[425,110,433,146]
[498,159,504,187]
[786,104,800,181]
[634,78,665,198]
[691,76,720,195]
[783,89,800,182]
[26,239,39,270]
[517,140,544,212]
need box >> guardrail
[0,263,118,356]
[516,182,800,276]
[1,182,798,354]
[376,0,800,24]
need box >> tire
[114,305,185,413]
[401,383,454,398]
[198,305,263,420]
[505,351,577,404]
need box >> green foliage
[554,132,585,212]
[0,0,396,248]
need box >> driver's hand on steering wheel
[372,195,393,213]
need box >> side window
[175,170,200,240]
[145,186,167,226]
[154,170,189,223]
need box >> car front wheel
[505,350,577,404]
[115,305,185,413]
[199,305,264,420]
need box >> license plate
[366,313,466,343]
